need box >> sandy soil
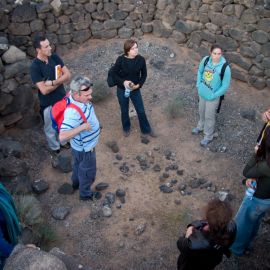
[19,36,270,269]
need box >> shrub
[16,195,43,227]
[15,195,57,249]
[165,95,184,119]
[37,225,57,250]
[92,80,111,102]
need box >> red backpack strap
[67,103,87,123]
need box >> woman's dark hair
[124,39,137,56]
[210,44,222,53]
[205,199,234,247]
[257,125,270,166]
[33,35,47,49]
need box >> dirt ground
[15,36,270,269]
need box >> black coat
[177,220,236,270]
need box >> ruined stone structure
[0,0,269,132]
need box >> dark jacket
[113,54,147,90]
[242,154,270,199]
[177,220,236,270]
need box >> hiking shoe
[192,128,203,135]
[80,192,102,201]
[200,138,212,147]
[123,130,130,137]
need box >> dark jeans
[117,87,151,134]
[71,148,96,198]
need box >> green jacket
[243,154,270,199]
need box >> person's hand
[131,84,140,90]
[26,244,40,250]
[246,178,256,188]
[262,109,270,122]
[124,80,132,88]
[254,144,259,154]
[185,226,193,238]
[81,122,91,131]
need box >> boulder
[2,46,26,64]
[4,244,67,270]
[11,3,37,23]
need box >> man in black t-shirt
[30,35,71,155]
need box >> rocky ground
[5,36,270,270]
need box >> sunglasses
[80,84,93,92]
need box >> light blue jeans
[230,195,270,256]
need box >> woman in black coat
[177,199,236,270]
[113,39,155,138]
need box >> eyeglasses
[80,84,93,92]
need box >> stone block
[73,30,91,43]
[231,64,249,82]
[248,76,266,90]
[30,19,44,32]
[8,23,31,36]
[252,30,269,44]
[215,36,238,51]
[2,45,26,64]
[104,19,124,30]
[262,58,270,69]
[141,22,153,33]
[118,27,133,38]
[262,43,270,57]
[257,18,270,32]
[240,8,259,24]
[11,3,37,23]
[225,52,252,70]
[112,10,129,20]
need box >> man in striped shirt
[59,75,101,201]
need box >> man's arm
[59,122,91,143]
[41,66,71,95]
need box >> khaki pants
[197,96,220,141]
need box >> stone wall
[0,0,269,132]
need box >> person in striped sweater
[59,75,101,201]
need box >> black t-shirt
[30,53,66,108]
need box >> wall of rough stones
[0,0,269,132]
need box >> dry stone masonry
[0,0,269,132]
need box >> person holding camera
[113,39,155,138]
[177,199,236,270]
[230,115,270,256]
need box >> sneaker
[80,192,102,201]
[200,138,212,147]
[192,127,202,135]
[123,130,130,137]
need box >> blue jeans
[71,148,96,198]
[230,195,270,256]
[117,88,151,134]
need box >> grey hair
[70,75,92,95]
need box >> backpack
[107,55,123,88]
[51,94,87,133]
[107,63,116,87]
[203,56,229,113]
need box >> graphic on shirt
[204,69,214,83]
[55,65,62,79]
